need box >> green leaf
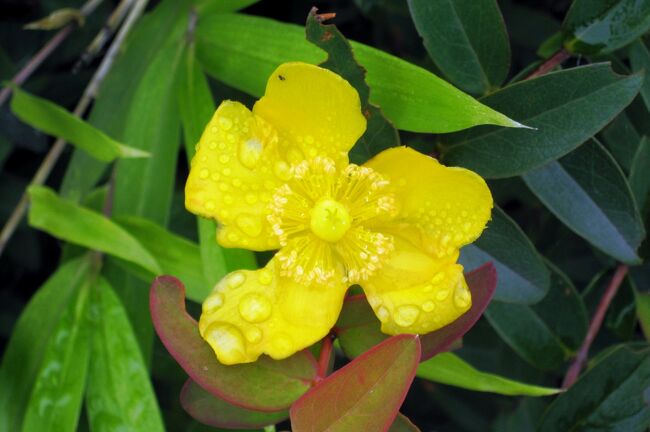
[22,280,91,432]
[389,414,420,432]
[10,87,148,162]
[523,140,645,264]
[407,0,510,95]
[28,186,161,274]
[85,278,165,432]
[290,335,420,432]
[629,136,650,211]
[176,44,257,287]
[114,216,208,303]
[636,292,650,340]
[305,9,399,163]
[150,276,317,411]
[459,207,550,304]
[180,379,288,429]
[0,257,91,431]
[562,0,650,55]
[629,40,650,112]
[194,0,260,15]
[539,343,650,431]
[600,111,641,172]
[195,12,524,133]
[417,353,560,396]
[60,0,190,202]
[442,64,643,178]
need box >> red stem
[525,48,571,80]
[316,334,334,382]
[562,264,629,388]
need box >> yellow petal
[185,101,287,251]
[199,257,346,365]
[253,62,366,165]
[362,236,472,335]
[364,146,493,259]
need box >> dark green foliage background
[1,0,649,431]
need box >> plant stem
[525,48,571,80]
[316,335,334,381]
[0,0,105,107]
[0,0,150,258]
[562,264,629,388]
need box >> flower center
[310,198,351,242]
[268,156,397,285]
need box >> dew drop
[209,141,217,150]
[239,293,272,323]
[394,305,420,327]
[422,301,435,312]
[199,168,209,179]
[271,333,294,358]
[245,327,262,343]
[222,167,232,176]
[377,306,390,323]
[258,269,273,285]
[219,117,233,130]
[205,201,215,211]
[431,272,445,284]
[203,293,224,313]
[236,214,262,237]
[226,272,246,289]
[239,138,263,169]
[274,161,292,181]
[219,154,230,164]
[454,283,471,309]
[205,322,246,364]
[436,289,450,301]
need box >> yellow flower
[185,62,493,365]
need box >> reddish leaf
[336,264,496,361]
[180,379,288,429]
[290,334,421,432]
[150,276,317,412]
[389,413,421,432]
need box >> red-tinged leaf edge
[180,379,289,429]
[389,413,421,432]
[150,275,318,412]
[290,334,421,432]
[420,262,497,360]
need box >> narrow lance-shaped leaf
[629,136,650,212]
[562,0,650,55]
[539,343,650,431]
[10,87,148,162]
[85,278,165,432]
[523,140,645,264]
[629,40,650,112]
[176,44,257,287]
[0,256,91,431]
[150,276,317,412]
[28,186,161,274]
[22,279,91,432]
[407,0,510,95]
[180,379,288,429]
[442,64,642,178]
[459,207,550,304]
[305,8,399,163]
[417,353,560,397]
[195,12,524,133]
[290,335,421,432]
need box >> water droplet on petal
[239,138,263,169]
[226,272,246,289]
[431,272,445,284]
[236,214,262,237]
[239,293,272,323]
[271,333,294,358]
[245,327,262,343]
[377,306,390,322]
[274,161,292,181]
[422,301,435,312]
[203,293,225,313]
[205,201,215,211]
[219,117,233,130]
[205,322,246,364]
[454,282,471,309]
[394,305,420,327]
[258,269,273,285]
[436,289,450,301]
[199,168,209,179]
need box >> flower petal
[361,236,472,335]
[199,257,346,365]
[185,101,286,251]
[253,62,366,165]
[364,146,493,259]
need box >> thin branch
[0,0,150,257]
[0,0,105,107]
[525,48,571,80]
[562,264,629,388]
